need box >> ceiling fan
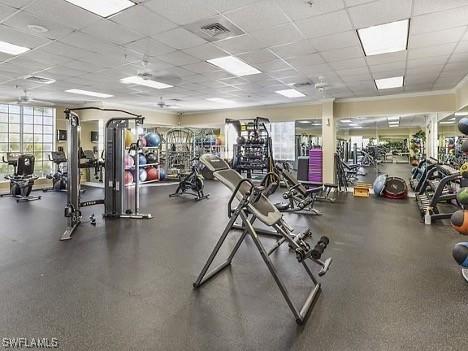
[0,88,55,106]
[137,58,182,86]
[157,97,181,109]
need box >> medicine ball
[159,168,166,180]
[451,210,468,235]
[145,132,161,147]
[138,154,147,166]
[125,129,134,147]
[462,139,468,154]
[139,168,147,182]
[457,187,468,206]
[146,152,157,164]
[373,174,387,196]
[453,242,468,268]
[124,171,134,185]
[458,117,468,135]
[460,163,468,178]
[147,166,158,181]
[125,154,134,169]
[139,136,147,148]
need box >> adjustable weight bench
[193,154,332,324]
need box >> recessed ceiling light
[440,121,455,125]
[297,120,313,124]
[65,89,113,98]
[455,112,468,116]
[207,56,261,77]
[0,40,30,55]
[340,119,353,123]
[375,76,404,90]
[121,76,173,89]
[349,123,359,127]
[358,19,409,56]
[353,126,363,129]
[64,0,136,18]
[27,24,48,33]
[389,125,399,128]
[275,89,305,98]
[206,98,235,104]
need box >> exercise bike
[169,156,209,201]
[43,151,68,192]
[1,153,41,202]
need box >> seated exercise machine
[43,151,68,192]
[169,156,209,201]
[62,107,151,241]
[1,153,41,202]
[193,154,332,324]
[415,164,461,223]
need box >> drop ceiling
[0,0,467,112]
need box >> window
[271,122,295,161]
[0,104,55,179]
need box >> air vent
[294,82,314,88]
[24,75,55,84]
[200,23,230,38]
[184,16,244,42]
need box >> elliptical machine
[169,156,209,201]
[43,151,68,192]
[1,153,41,202]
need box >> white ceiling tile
[322,46,364,62]
[144,0,218,25]
[337,67,371,78]
[286,54,325,68]
[309,31,361,51]
[215,34,266,54]
[201,0,261,13]
[58,31,119,55]
[0,3,17,21]
[365,51,407,65]
[299,63,335,77]
[275,0,344,21]
[407,55,449,68]
[411,6,468,34]
[344,0,379,7]
[328,57,367,70]
[0,0,34,8]
[267,68,298,79]
[408,43,457,59]
[3,11,75,41]
[23,0,100,30]
[182,61,221,74]
[250,22,304,47]
[80,18,143,45]
[156,27,207,50]
[372,67,406,79]
[413,0,468,16]
[0,24,50,49]
[255,59,291,72]
[31,41,95,60]
[454,40,468,53]
[409,26,466,49]
[126,37,175,57]
[157,50,200,66]
[296,10,353,38]
[183,43,229,60]
[21,50,71,66]
[348,0,412,28]
[237,49,279,65]
[270,40,316,60]
[112,4,177,37]
[224,0,290,32]
[448,51,468,63]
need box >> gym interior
[0,1,467,350]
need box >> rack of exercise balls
[450,117,468,282]
[123,130,166,186]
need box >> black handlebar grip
[311,236,330,260]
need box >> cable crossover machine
[62,107,151,241]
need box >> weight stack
[308,148,323,182]
[297,156,309,181]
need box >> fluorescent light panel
[0,40,30,55]
[64,0,135,17]
[358,19,409,56]
[65,89,113,98]
[275,89,305,98]
[340,119,353,123]
[121,76,173,89]
[375,76,404,90]
[389,125,399,128]
[207,56,261,77]
[387,116,400,121]
[206,98,235,104]
[440,121,455,124]
[349,123,359,127]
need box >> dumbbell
[311,236,330,260]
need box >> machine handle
[227,178,254,218]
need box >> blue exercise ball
[139,168,147,182]
[145,132,161,147]
[458,117,468,135]
[373,174,387,197]
[138,154,147,166]
[453,242,468,268]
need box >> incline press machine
[62,107,151,241]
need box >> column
[321,99,336,183]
